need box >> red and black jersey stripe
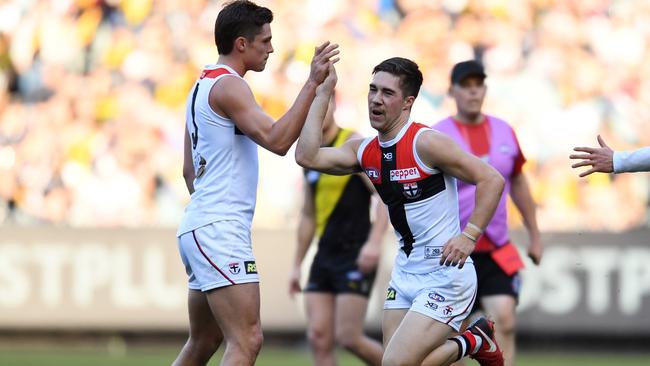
[361,123,446,257]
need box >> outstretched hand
[309,41,340,85]
[570,135,614,177]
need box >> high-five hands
[316,63,337,95]
[309,41,340,85]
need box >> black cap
[450,60,486,85]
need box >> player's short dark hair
[214,1,274,55]
[372,57,423,99]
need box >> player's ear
[234,37,247,52]
[403,95,415,110]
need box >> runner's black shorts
[305,250,376,297]
[470,251,521,313]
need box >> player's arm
[510,130,542,264]
[297,136,364,175]
[182,126,195,195]
[510,172,544,264]
[213,42,339,156]
[356,190,389,274]
[289,181,316,296]
[613,147,650,173]
[510,172,542,265]
[295,66,361,175]
[417,130,504,267]
[350,134,389,273]
[367,195,389,247]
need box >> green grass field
[0,345,649,366]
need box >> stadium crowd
[0,0,648,230]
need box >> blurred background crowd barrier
[1,227,649,336]
[0,0,649,340]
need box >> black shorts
[305,251,376,297]
[471,252,521,312]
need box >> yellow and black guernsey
[306,128,372,254]
[304,128,376,296]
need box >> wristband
[461,231,477,242]
[466,222,483,234]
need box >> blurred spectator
[0,0,648,231]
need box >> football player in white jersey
[296,59,505,366]
[173,1,338,365]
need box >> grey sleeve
[613,147,650,173]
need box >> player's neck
[216,55,246,76]
[454,112,484,125]
[378,113,409,142]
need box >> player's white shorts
[177,220,259,292]
[384,263,477,332]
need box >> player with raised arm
[289,95,388,366]
[296,58,505,366]
[173,1,338,365]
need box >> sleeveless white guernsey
[177,64,259,236]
